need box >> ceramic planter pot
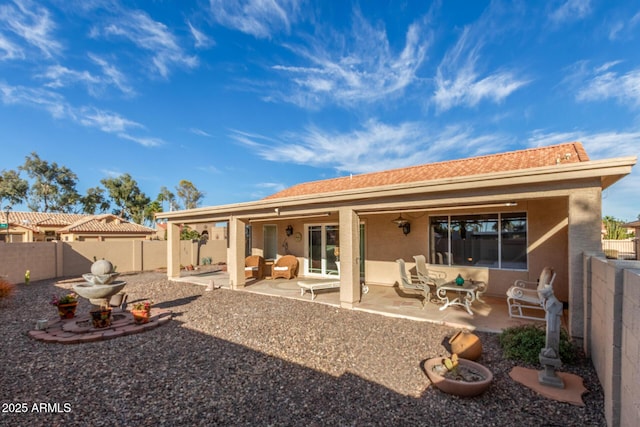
[90,308,112,328]
[423,357,493,397]
[449,330,483,361]
[57,302,78,319]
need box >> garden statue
[538,285,565,388]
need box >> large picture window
[429,212,527,270]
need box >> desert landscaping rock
[0,272,605,426]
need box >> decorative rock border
[27,308,172,344]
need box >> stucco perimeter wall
[585,255,640,427]
[0,242,58,284]
[0,239,228,283]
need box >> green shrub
[499,324,579,364]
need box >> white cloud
[0,33,24,60]
[35,56,133,97]
[0,82,70,118]
[434,25,530,112]
[270,9,430,108]
[78,107,142,133]
[93,10,198,78]
[117,133,164,148]
[189,128,212,137]
[549,0,592,25]
[0,82,162,147]
[576,62,640,107]
[0,0,62,58]
[88,54,134,96]
[37,64,101,90]
[230,120,509,174]
[251,181,287,198]
[208,0,300,38]
[187,21,214,48]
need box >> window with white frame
[429,212,527,270]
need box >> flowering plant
[50,292,78,306]
[132,300,152,312]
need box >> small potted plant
[90,301,112,328]
[131,300,152,324]
[50,292,79,319]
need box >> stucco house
[157,142,636,339]
[0,212,155,242]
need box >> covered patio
[173,271,544,333]
[159,143,635,340]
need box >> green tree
[101,173,150,223]
[0,169,29,207]
[157,186,179,211]
[143,200,162,226]
[80,187,111,214]
[176,180,204,210]
[20,152,80,212]
[602,216,630,239]
[180,224,200,240]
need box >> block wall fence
[0,240,227,284]
[583,254,640,427]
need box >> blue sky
[1,0,639,221]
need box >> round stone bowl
[82,273,120,285]
[422,357,493,397]
[73,281,127,301]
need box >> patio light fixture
[391,214,411,236]
[285,225,293,236]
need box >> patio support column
[167,221,181,279]
[228,216,247,289]
[568,186,602,341]
[339,207,360,309]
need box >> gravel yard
[0,272,605,426]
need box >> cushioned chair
[396,259,430,308]
[244,255,265,280]
[272,255,299,280]
[506,267,556,320]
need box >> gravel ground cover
[0,272,605,426]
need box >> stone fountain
[73,259,126,307]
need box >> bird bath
[72,260,126,307]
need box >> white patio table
[436,280,486,315]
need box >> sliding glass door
[307,224,339,276]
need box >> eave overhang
[156,156,636,223]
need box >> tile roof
[58,214,155,234]
[264,142,590,200]
[3,211,87,227]
[3,212,154,234]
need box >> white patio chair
[506,267,556,320]
[396,259,430,308]
[413,255,447,294]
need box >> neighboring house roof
[623,220,640,228]
[57,214,154,234]
[5,211,87,227]
[264,142,590,200]
[3,212,154,235]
